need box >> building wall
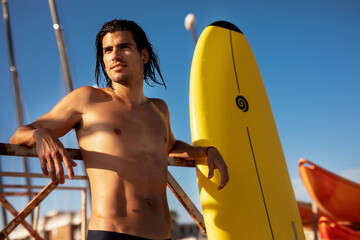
[45,225,73,240]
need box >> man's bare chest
[79,100,169,143]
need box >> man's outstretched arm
[9,86,92,183]
[168,140,229,190]
[151,98,229,190]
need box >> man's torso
[75,87,171,239]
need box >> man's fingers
[46,155,58,183]
[218,166,230,190]
[52,151,65,184]
[61,149,76,180]
[208,161,215,179]
[40,148,77,184]
[218,175,225,190]
[39,156,49,176]
[218,171,229,190]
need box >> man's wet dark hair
[95,19,166,89]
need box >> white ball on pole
[184,13,196,30]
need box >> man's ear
[141,49,149,64]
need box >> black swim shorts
[87,230,171,240]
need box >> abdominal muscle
[81,147,171,239]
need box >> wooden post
[81,189,87,240]
[32,206,40,240]
[0,143,193,166]
[0,192,38,197]
[167,172,206,234]
[0,184,87,239]
[0,171,88,180]
[0,181,58,240]
[0,195,42,240]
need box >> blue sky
[0,0,359,225]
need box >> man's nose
[111,48,122,60]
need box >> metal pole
[47,0,94,215]
[48,0,73,92]
[312,202,318,240]
[184,13,198,45]
[191,28,198,45]
[0,157,7,230]
[1,0,32,224]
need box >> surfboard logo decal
[236,95,249,112]
[230,29,249,113]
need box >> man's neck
[111,81,147,108]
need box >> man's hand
[33,128,77,184]
[206,147,229,190]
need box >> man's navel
[145,198,153,207]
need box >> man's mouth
[111,62,126,70]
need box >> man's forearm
[169,140,229,190]
[9,125,38,147]
[168,140,209,160]
[10,125,76,184]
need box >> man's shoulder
[149,97,166,105]
[149,98,169,115]
[71,86,109,101]
[74,85,105,95]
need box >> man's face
[102,31,148,86]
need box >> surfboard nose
[210,21,243,33]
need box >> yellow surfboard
[189,21,305,240]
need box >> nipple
[113,128,121,135]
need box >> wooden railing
[0,143,205,239]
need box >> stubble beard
[111,72,144,88]
[111,73,132,87]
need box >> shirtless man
[10,19,229,240]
